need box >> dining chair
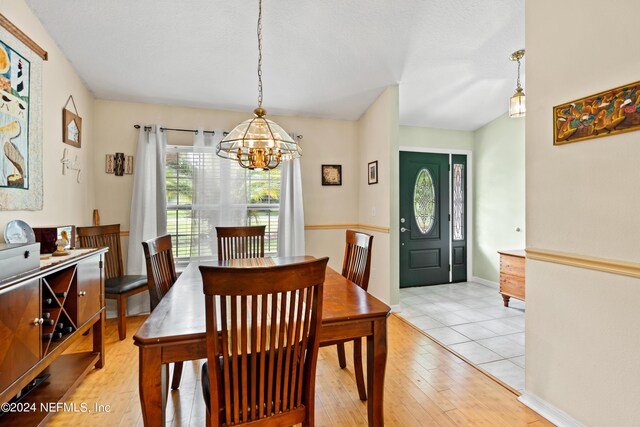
[141,234,183,390]
[216,225,266,261]
[328,230,373,401]
[76,224,147,341]
[199,257,328,427]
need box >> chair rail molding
[304,224,390,233]
[526,248,640,278]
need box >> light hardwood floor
[47,314,551,426]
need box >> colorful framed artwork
[0,14,46,210]
[321,164,342,186]
[554,80,640,145]
[368,160,378,185]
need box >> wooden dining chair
[76,224,147,341]
[216,225,265,261]
[141,234,183,390]
[328,230,373,401]
[199,257,328,427]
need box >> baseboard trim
[471,276,499,289]
[518,392,584,427]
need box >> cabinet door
[0,279,40,391]
[76,254,103,326]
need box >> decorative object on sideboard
[105,153,133,175]
[60,148,81,183]
[33,225,76,254]
[321,165,342,186]
[368,160,378,185]
[554,80,640,145]
[216,0,301,171]
[0,15,45,211]
[62,95,82,148]
[508,49,525,118]
[0,241,40,281]
[3,219,35,244]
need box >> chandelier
[216,0,301,170]
[509,49,526,118]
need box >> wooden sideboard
[498,249,525,307]
[0,248,106,426]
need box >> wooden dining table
[133,256,391,426]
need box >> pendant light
[509,49,526,118]
[216,0,301,170]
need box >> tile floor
[396,281,526,391]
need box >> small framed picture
[368,161,378,185]
[62,108,82,148]
[321,164,342,186]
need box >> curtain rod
[133,125,219,135]
[133,124,303,139]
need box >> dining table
[133,256,391,426]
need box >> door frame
[398,146,473,283]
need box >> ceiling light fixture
[216,0,301,170]
[509,49,526,118]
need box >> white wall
[473,113,525,282]
[526,1,640,425]
[357,86,398,304]
[0,0,95,236]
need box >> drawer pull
[78,291,87,297]
[32,317,43,325]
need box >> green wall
[472,113,525,282]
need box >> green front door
[399,151,467,287]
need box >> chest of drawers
[498,249,525,307]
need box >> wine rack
[40,265,78,356]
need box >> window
[166,145,280,262]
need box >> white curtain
[127,125,167,275]
[277,135,305,256]
[188,129,247,261]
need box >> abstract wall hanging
[554,80,640,145]
[105,153,133,176]
[321,164,341,186]
[0,14,46,210]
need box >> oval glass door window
[414,168,436,234]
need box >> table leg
[366,317,387,427]
[138,347,167,426]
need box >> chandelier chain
[516,58,521,90]
[257,0,263,108]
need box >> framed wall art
[554,80,640,145]
[0,14,47,210]
[368,160,378,185]
[321,164,342,186]
[62,95,82,148]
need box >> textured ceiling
[25,0,524,131]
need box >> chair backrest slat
[216,226,266,261]
[77,224,124,279]
[342,230,374,290]
[142,235,177,311]
[200,257,327,426]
